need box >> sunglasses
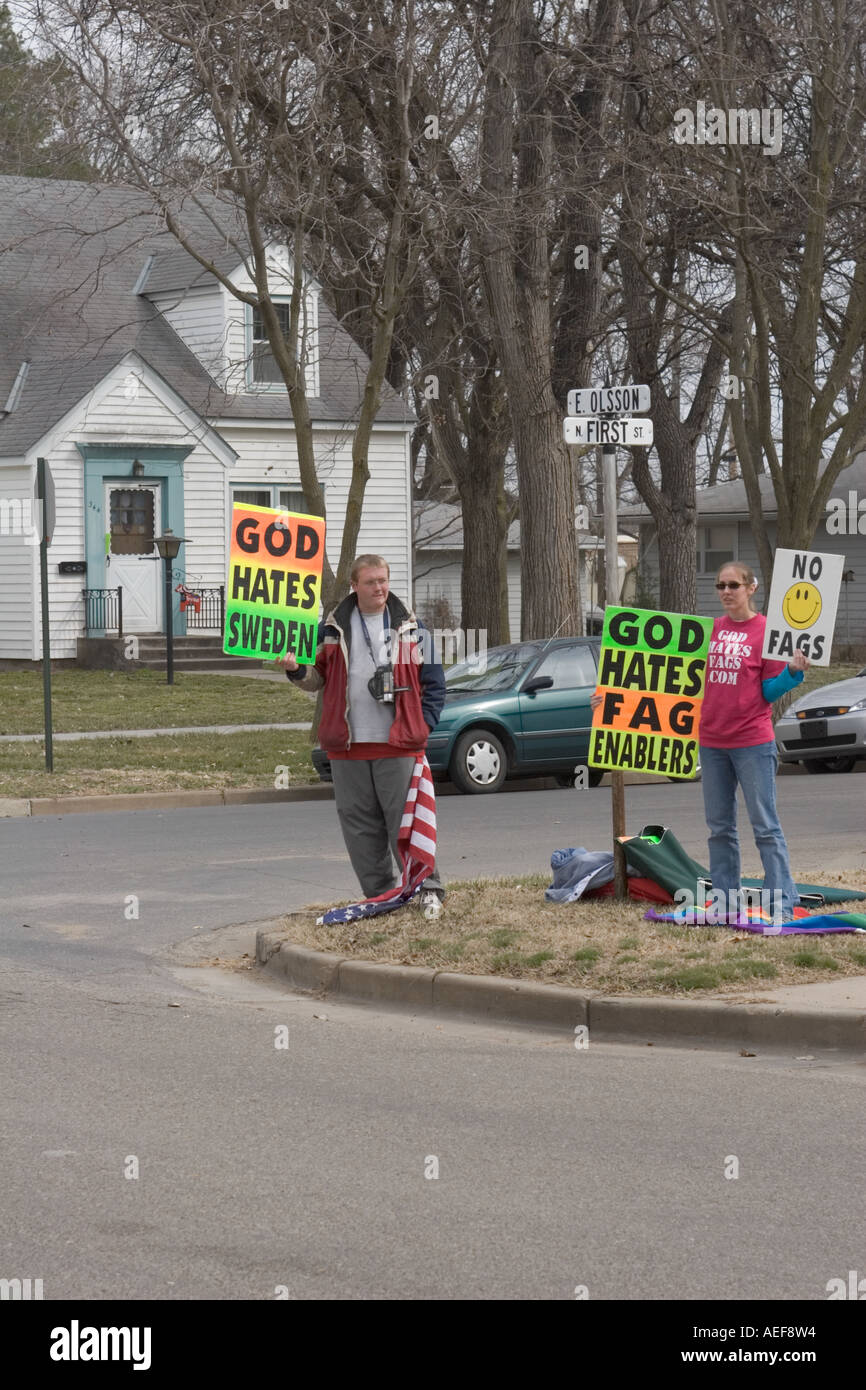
[715,580,744,590]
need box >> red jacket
[289,593,443,754]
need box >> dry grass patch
[0,730,316,798]
[279,867,866,997]
[0,668,314,734]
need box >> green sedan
[426,637,604,793]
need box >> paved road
[1,773,863,944]
[1,776,864,1301]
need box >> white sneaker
[419,890,442,921]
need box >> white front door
[104,483,162,632]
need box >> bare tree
[631,0,866,593]
[26,0,428,607]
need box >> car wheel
[450,729,508,793]
[804,756,857,774]
[554,767,605,788]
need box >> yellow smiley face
[782,582,822,629]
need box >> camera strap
[358,608,391,669]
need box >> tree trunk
[654,504,697,615]
[457,469,510,648]
[480,0,580,639]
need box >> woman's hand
[589,690,603,712]
[788,650,810,675]
[278,653,300,672]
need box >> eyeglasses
[715,581,744,590]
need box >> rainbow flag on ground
[644,907,866,935]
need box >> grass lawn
[281,866,866,997]
[0,729,316,798]
[0,668,314,735]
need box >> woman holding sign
[697,562,809,921]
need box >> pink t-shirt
[698,613,788,749]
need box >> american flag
[318,756,437,924]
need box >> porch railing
[83,587,123,637]
[178,584,225,631]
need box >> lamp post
[154,529,188,686]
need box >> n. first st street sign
[563,416,654,446]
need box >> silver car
[775,666,866,773]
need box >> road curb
[255,930,866,1052]
[1,765,702,817]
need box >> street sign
[34,458,56,544]
[567,385,650,416]
[563,416,654,446]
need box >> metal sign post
[564,384,651,901]
[601,438,628,898]
[36,456,54,772]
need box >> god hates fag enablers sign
[223,504,325,662]
[589,606,713,780]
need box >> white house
[0,177,414,663]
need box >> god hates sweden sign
[589,606,713,780]
[223,503,325,662]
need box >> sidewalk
[0,721,312,743]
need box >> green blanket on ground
[621,825,866,904]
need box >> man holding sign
[281,554,446,918]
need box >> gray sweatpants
[330,756,443,899]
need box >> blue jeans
[700,741,799,920]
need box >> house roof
[414,499,635,550]
[616,451,866,521]
[0,176,410,456]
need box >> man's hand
[788,650,810,675]
[278,653,300,673]
[589,690,603,712]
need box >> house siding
[149,287,227,385]
[221,425,412,602]
[221,257,319,397]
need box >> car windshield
[445,645,539,692]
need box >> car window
[445,644,539,692]
[529,645,598,690]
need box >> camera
[368,666,410,704]
[368,665,395,703]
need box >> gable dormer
[140,240,319,399]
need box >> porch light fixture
[154,528,186,561]
[131,458,145,477]
[154,529,190,685]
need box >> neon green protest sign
[589,606,713,780]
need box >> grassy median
[280,867,866,996]
[0,729,316,798]
[0,668,314,734]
